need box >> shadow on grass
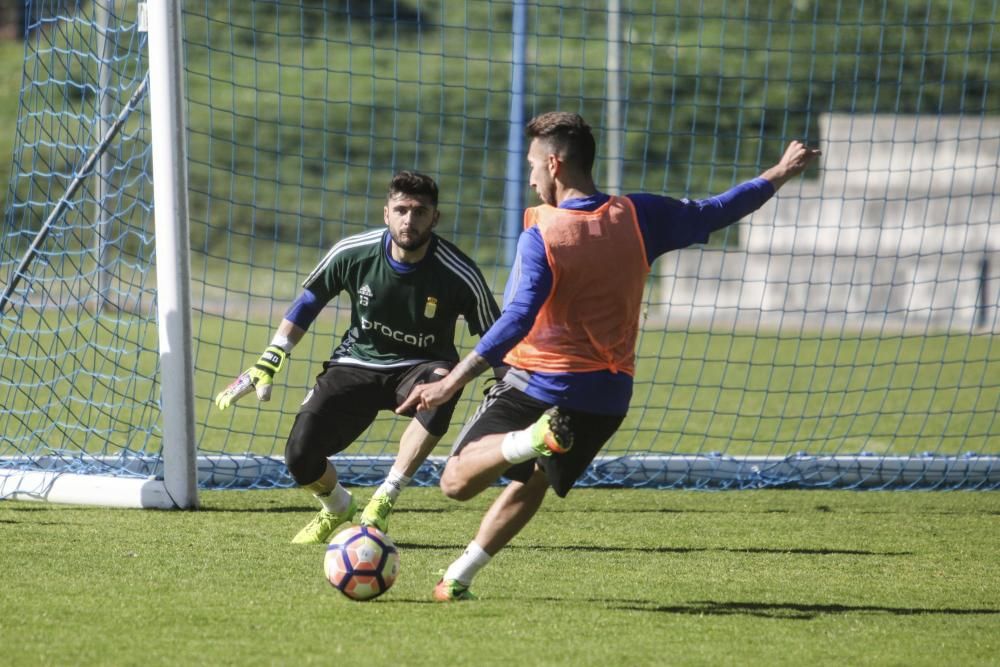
[370,597,442,605]
[0,517,79,526]
[547,507,792,514]
[614,600,1000,620]
[194,505,458,515]
[390,541,911,556]
[394,540,469,550]
[508,543,913,556]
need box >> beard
[534,182,557,206]
[389,226,433,252]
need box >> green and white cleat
[530,407,574,456]
[433,578,477,602]
[359,492,394,534]
[290,495,357,545]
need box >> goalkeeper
[215,171,501,544]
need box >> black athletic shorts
[294,359,461,455]
[451,381,625,497]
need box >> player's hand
[761,140,821,190]
[777,140,822,176]
[214,345,288,410]
[396,379,455,414]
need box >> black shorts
[294,360,461,456]
[452,381,625,497]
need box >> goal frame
[0,0,197,509]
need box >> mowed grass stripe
[1,488,998,666]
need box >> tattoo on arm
[449,352,491,388]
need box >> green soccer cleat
[530,407,574,456]
[290,495,357,545]
[433,578,477,602]
[359,492,394,534]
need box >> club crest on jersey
[358,283,374,306]
[424,296,438,319]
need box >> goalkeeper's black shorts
[292,359,462,455]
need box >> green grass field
[2,488,998,666]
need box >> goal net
[1,1,998,506]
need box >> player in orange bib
[397,112,820,601]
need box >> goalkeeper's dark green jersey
[299,229,500,368]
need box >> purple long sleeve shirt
[474,177,775,415]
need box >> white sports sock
[375,468,411,502]
[315,483,352,514]
[500,427,539,464]
[443,541,492,586]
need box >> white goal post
[0,0,197,509]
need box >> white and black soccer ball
[324,524,400,601]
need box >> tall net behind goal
[0,2,160,493]
[1,1,998,500]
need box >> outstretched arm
[759,140,822,191]
[396,228,548,414]
[214,306,310,411]
[630,140,821,260]
[396,350,491,414]
[214,318,307,409]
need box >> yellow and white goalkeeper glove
[214,345,288,410]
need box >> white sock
[443,541,492,586]
[375,468,411,503]
[316,484,352,514]
[500,428,539,464]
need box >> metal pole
[606,0,624,194]
[502,0,527,265]
[977,255,990,331]
[94,0,113,310]
[146,0,198,509]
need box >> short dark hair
[526,111,596,174]
[388,170,438,207]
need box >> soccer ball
[324,524,400,601]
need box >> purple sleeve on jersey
[474,227,552,366]
[629,177,775,262]
[283,288,326,331]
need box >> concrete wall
[658,114,1000,333]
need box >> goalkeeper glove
[214,345,288,410]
